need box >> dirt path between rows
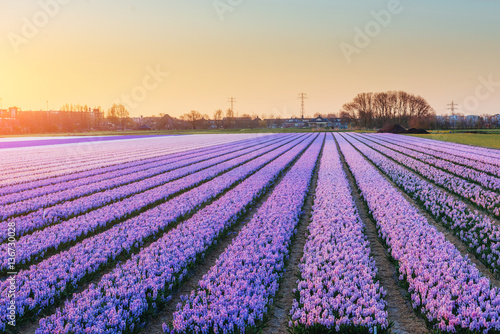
[261,141,323,334]
[335,134,430,334]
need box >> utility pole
[447,101,459,115]
[228,97,236,115]
[298,93,307,119]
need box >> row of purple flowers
[0,137,189,185]
[381,134,500,168]
[373,134,500,178]
[344,134,500,279]
[0,137,291,244]
[0,136,284,220]
[290,134,388,333]
[166,134,324,333]
[0,136,220,195]
[352,135,500,217]
[0,135,279,203]
[363,134,500,192]
[0,135,300,273]
[0,134,310,331]
[337,133,500,333]
[34,135,317,333]
[0,135,261,187]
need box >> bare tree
[395,91,409,124]
[353,92,374,128]
[339,108,357,128]
[225,108,234,119]
[108,103,130,131]
[213,109,223,129]
[181,110,203,129]
[223,108,234,129]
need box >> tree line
[0,91,440,134]
[340,91,435,129]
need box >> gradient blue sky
[1,0,499,117]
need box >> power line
[447,101,459,115]
[298,93,307,119]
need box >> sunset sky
[1,0,499,118]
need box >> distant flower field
[1,132,500,333]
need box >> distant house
[466,115,480,124]
[307,117,331,129]
[220,116,260,129]
[328,118,348,130]
[155,114,188,130]
[492,114,500,127]
[0,117,18,134]
[448,114,465,128]
[264,118,286,128]
[282,118,307,128]
[449,114,464,122]
[234,116,260,129]
[8,107,20,118]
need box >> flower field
[1,133,500,333]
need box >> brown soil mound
[406,128,429,134]
[377,124,407,134]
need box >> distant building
[265,116,350,129]
[492,114,500,127]
[234,116,260,129]
[282,118,307,128]
[9,107,20,118]
[328,118,348,129]
[466,115,480,123]
[264,118,286,128]
[137,124,151,130]
[307,117,331,129]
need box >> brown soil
[377,124,407,134]
[335,134,430,334]
[406,128,429,134]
